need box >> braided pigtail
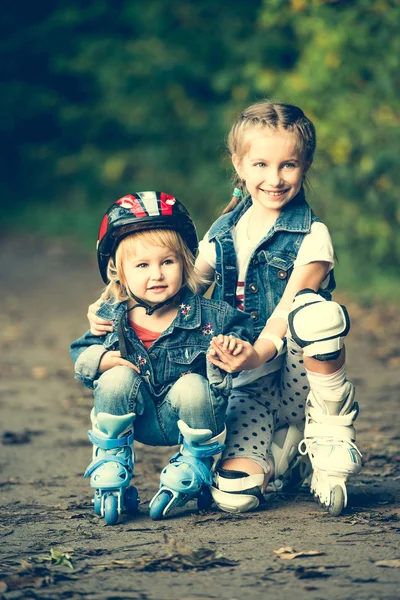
[221,178,245,215]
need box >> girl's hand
[207,339,262,373]
[88,296,113,336]
[208,334,243,356]
[98,351,140,374]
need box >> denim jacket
[70,287,254,398]
[207,190,336,336]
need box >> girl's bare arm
[208,261,330,372]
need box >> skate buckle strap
[181,437,226,458]
[84,454,133,478]
[214,471,265,493]
[305,421,356,442]
[210,485,265,513]
[87,429,134,450]
[169,451,181,464]
[303,337,343,358]
[172,454,214,487]
[308,406,358,427]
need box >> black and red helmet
[97,191,199,283]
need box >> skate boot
[268,424,312,492]
[84,409,139,525]
[210,425,311,513]
[299,382,362,516]
[149,420,225,520]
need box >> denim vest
[70,287,254,397]
[207,190,336,336]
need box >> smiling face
[233,127,307,213]
[118,238,183,306]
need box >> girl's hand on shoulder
[98,351,140,374]
[88,296,113,336]
[207,339,262,372]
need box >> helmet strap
[127,293,176,316]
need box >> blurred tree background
[1,0,399,300]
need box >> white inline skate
[299,382,362,516]
[287,288,362,515]
[149,420,226,520]
[84,410,139,525]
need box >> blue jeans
[93,367,227,445]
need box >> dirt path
[1,236,399,600]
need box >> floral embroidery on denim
[179,303,192,318]
[137,354,147,366]
[202,323,214,336]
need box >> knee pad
[210,468,265,513]
[288,289,350,361]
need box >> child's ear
[232,154,242,177]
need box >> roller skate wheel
[93,492,102,516]
[124,486,139,513]
[197,486,213,511]
[328,485,344,517]
[104,494,119,525]
[149,490,173,521]
[313,492,322,507]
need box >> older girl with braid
[88,101,362,517]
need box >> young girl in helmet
[70,192,254,525]
[87,102,362,517]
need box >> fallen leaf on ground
[0,556,78,593]
[50,549,74,569]
[374,559,400,568]
[294,565,331,579]
[32,549,74,570]
[273,547,326,560]
[94,535,237,572]
[0,573,52,592]
[31,366,49,380]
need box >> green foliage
[1,0,399,294]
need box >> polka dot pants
[223,340,309,473]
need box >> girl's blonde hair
[223,101,316,214]
[104,229,206,302]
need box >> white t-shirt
[198,206,335,386]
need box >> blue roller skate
[84,410,139,525]
[149,420,225,520]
